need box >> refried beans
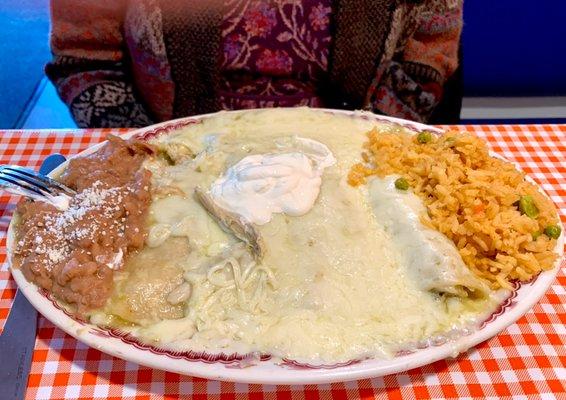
[14,135,155,315]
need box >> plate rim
[6,107,564,384]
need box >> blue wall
[0,0,50,128]
[462,1,566,96]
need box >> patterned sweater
[46,0,463,128]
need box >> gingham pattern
[0,126,564,399]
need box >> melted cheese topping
[369,176,489,297]
[94,109,505,364]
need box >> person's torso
[219,0,332,109]
[123,0,426,120]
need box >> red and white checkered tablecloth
[0,126,565,399]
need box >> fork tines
[0,165,75,199]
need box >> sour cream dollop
[209,138,336,225]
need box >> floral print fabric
[220,0,332,109]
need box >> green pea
[394,177,409,191]
[532,231,542,240]
[444,136,456,146]
[518,195,539,218]
[417,131,433,144]
[544,225,562,239]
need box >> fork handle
[39,154,67,176]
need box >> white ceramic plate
[7,109,564,384]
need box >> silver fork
[0,165,76,206]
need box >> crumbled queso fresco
[23,182,131,270]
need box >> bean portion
[14,136,155,316]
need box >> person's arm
[367,1,463,122]
[46,1,154,128]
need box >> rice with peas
[348,127,561,289]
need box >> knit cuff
[69,81,154,128]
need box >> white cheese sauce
[369,176,489,297]
[97,108,504,364]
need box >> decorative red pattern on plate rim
[135,118,200,141]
